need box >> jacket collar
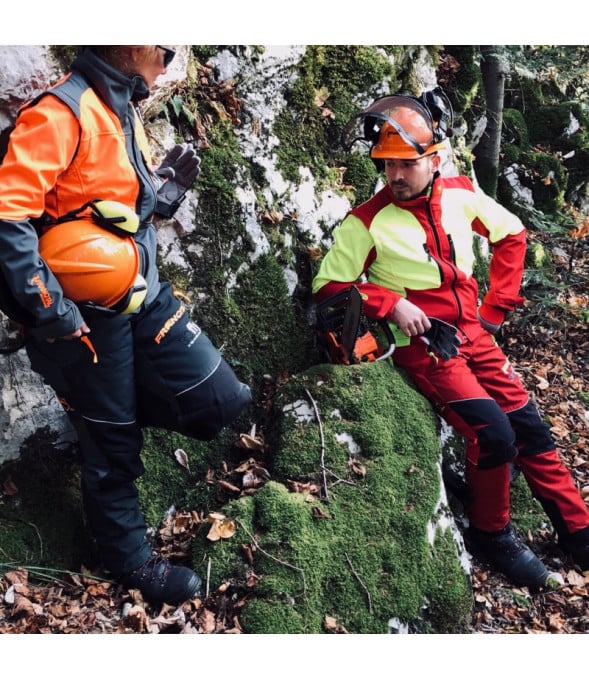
[71,48,150,119]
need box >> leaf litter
[1,240,589,633]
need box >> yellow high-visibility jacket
[313,175,527,347]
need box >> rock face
[0,46,474,632]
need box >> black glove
[154,143,201,218]
[420,317,460,360]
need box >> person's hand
[389,298,431,336]
[420,318,461,360]
[46,321,91,343]
[154,143,201,218]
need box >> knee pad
[176,359,251,440]
[506,400,554,457]
[450,398,517,469]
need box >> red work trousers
[393,329,589,536]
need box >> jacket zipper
[425,201,463,325]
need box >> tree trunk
[474,45,510,197]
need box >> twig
[206,557,211,598]
[237,519,306,596]
[321,466,357,487]
[304,388,328,501]
[344,552,372,613]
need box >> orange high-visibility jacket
[312,175,527,347]
[0,49,160,339]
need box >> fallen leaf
[2,474,18,496]
[174,448,190,471]
[206,513,236,541]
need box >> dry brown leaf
[323,615,349,634]
[286,479,320,495]
[2,474,18,496]
[199,608,216,634]
[174,448,190,470]
[4,569,28,586]
[217,479,241,494]
[348,459,367,477]
[235,433,265,451]
[12,593,35,617]
[124,604,148,633]
[206,513,236,541]
[312,506,330,519]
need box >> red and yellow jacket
[312,174,527,347]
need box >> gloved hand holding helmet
[154,143,201,218]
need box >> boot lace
[132,554,171,585]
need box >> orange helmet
[38,219,147,314]
[371,106,446,160]
[341,90,453,161]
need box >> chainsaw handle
[375,318,396,361]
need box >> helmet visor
[341,95,435,156]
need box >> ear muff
[342,88,454,170]
[116,274,148,314]
[55,199,140,236]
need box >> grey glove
[420,317,461,360]
[154,143,201,218]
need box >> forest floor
[0,237,588,636]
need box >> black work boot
[558,526,589,571]
[466,523,548,588]
[120,554,202,605]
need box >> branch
[345,552,372,613]
[237,519,306,596]
[304,388,329,501]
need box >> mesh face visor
[341,95,436,154]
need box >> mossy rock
[0,430,89,573]
[192,361,472,633]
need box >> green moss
[137,428,220,529]
[49,46,79,72]
[274,46,402,186]
[520,150,568,212]
[0,430,88,572]
[192,361,473,633]
[439,46,483,119]
[510,472,549,535]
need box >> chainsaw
[315,286,461,365]
[314,285,395,365]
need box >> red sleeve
[314,280,401,320]
[481,227,527,312]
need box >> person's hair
[88,46,157,75]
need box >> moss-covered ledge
[191,360,473,633]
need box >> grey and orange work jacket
[0,48,161,340]
[312,174,527,348]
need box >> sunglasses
[156,45,176,68]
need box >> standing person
[0,46,251,606]
[312,88,589,587]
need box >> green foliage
[438,46,484,124]
[505,45,589,107]
[509,472,549,535]
[502,108,529,164]
[49,45,79,71]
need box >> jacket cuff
[478,303,505,326]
